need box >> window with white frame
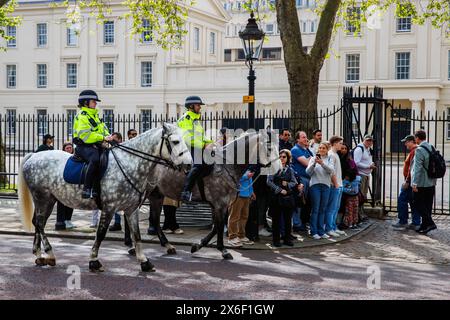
[395,52,410,80]
[37,109,48,136]
[67,63,77,88]
[6,109,16,135]
[209,32,216,54]
[194,27,200,51]
[37,64,47,88]
[67,109,77,136]
[346,7,361,33]
[140,109,152,133]
[396,17,411,32]
[262,48,282,60]
[102,109,114,133]
[226,25,231,37]
[6,26,16,48]
[302,21,307,33]
[141,19,152,43]
[103,62,114,88]
[6,65,16,88]
[310,20,316,33]
[224,49,231,62]
[296,0,304,7]
[265,24,274,35]
[346,54,360,83]
[37,23,47,47]
[141,61,152,87]
[103,21,114,44]
[67,27,78,46]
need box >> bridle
[109,127,189,201]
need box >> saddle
[63,149,109,185]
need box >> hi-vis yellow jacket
[177,110,212,149]
[73,107,110,144]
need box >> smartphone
[316,153,321,159]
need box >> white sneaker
[65,220,75,229]
[312,234,321,240]
[162,229,173,234]
[173,228,184,235]
[258,228,272,237]
[239,237,254,245]
[327,231,340,237]
[335,229,346,235]
[227,238,243,247]
[321,234,330,239]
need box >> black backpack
[420,145,446,179]
[351,145,374,158]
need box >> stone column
[424,99,437,145]
[410,99,422,133]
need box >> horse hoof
[35,257,47,266]
[191,243,200,254]
[140,259,156,272]
[45,258,56,267]
[167,247,177,255]
[128,248,136,256]
[89,260,104,272]
[222,252,233,260]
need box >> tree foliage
[0,0,21,51]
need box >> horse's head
[161,123,192,166]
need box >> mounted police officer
[73,90,112,199]
[178,96,213,202]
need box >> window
[141,62,152,87]
[67,27,78,46]
[226,25,231,37]
[224,49,232,62]
[37,109,48,136]
[396,52,410,80]
[103,21,114,44]
[103,62,114,88]
[37,64,47,88]
[296,0,303,7]
[447,108,450,140]
[237,49,245,61]
[346,7,361,33]
[6,109,16,135]
[102,109,114,133]
[346,54,360,83]
[396,17,411,32]
[262,48,282,60]
[302,21,307,33]
[141,19,152,43]
[6,65,16,88]
[140,109,152,133]
[209,32,216,54]
[37,23,47,47]
[6,26,16,48]
[194,27,200,51]
[67,109,77,136]
[67,63,77,88]
[310,20,316,33]
[266,24,274,35]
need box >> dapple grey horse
[146,131,282,259]
[18,123,191,272]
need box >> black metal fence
[1,87,449,215]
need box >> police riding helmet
[78,90,101,107]
[184,96,204,109]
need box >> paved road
[1,219,449,300]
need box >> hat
[363,134,374,141]
[43,134,54,140]
[184,96,205,108]
[401,135,415,143]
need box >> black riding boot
[181,165,203,201]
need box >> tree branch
[0,0,9,8]
[310,0,341,70]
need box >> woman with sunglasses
[306,142,335,240]
[267,149,298,247]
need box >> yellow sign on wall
[243,95,255,103]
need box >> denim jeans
[309,184,331,236]
[114,212,121,225]
[398,185,421,225]
[325,186,343,233]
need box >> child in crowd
[341,172,361,229]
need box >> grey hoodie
[306,155,334,187]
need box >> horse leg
[149,194,176,255]
[33,198,57,266]
[190,225,217,254]
[125,208,156,272]
[214,206,233,260]
[89,210,114,272]
[32,208,45,266]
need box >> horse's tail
[19,153,34,232]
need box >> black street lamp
[239,11,264,130]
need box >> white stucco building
[1,0,450,150]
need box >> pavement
[0,198,373,250]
